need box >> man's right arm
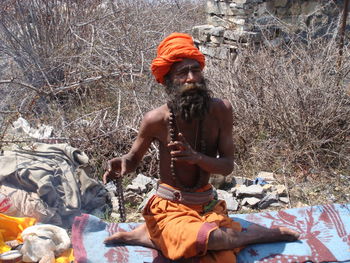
[103,110,159,184]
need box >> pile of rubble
[105,171,290,221]
[192,0,342,60]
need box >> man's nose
[185,70,196,83]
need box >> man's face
[165,59,211,122]
[168,59,204,90]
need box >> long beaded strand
[169,107,206,192]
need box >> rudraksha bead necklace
[168,107,206,192]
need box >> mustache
[178,82,206,93]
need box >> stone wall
[192,0,345,60]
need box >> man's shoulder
[210,98,232,113]
[143,104,168,124]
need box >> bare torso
[150,98,224,189]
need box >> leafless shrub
[1,0,349,183]
[206,29,350,176]
[0,0,205,179]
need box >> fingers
[168,141,186,150]
[121,158,127,176]
[103,158,122,184]
[102,171,109,185]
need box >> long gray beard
[166,80,212,122]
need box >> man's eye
[176,71,188,77]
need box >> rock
[241,197,260,206]
[230,176,254,187]
[126,212,143,223]
[279,197,289,204]
[236,184,264,198]
[110,212,120,220]
[275,184,287,196]
[263,37,284,48]
[224,30,261,43]
[209,26,225,37]
[262,184,273,192]
[256,171,275,183]
[105,181,117,193]
[258,192,278,209]
[232,0,257,4]
[138,188,156,212]
[209,174,226,189]
[200,43,237,60]
[217,190,239,211]
[227,16,247,26]
[126,174,155,194]
[111,196,120,211]
[296,201,308,208]
[124,192,143,205]
[229,3,250,16]
[269,202,281,207]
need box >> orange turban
[151,33,205,85]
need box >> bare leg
[104,223,158,249]
[208,224,300,251]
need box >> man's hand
[102,157,127,184]
[167,133,201,165]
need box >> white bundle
[20,224,71,263]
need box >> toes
[104,234,121,244]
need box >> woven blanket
[72,203,350,263]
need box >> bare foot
[208,224,300,251]
[247,224,300,242]
[104,223,158,249]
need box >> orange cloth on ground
[0,214,74,262]
[142,184,242,263]
[0,213,36,253]
[56,248,75,263]
[151,32,205,85]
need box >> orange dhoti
[142,184,242,263]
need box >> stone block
[209,173,226,188]
[256,171,275,182]
[210,35,224,44]
[236,184,264,198]
[229,3,253,16]
[241,197,261,206]
[209,26,225,37]
[232,0,256,4]
[207,0,222,15]
[111,196,119,211]
[275,184,287,196]
[258,192,278,209]
[218,45,237,59]
[124,192,143,205]
[207,14,225,27]
[110,212,120,220]
[217,189,239,211]
[224,29,261,42]
[227,16,247,25]
[279,197,290,204]
[192,25,213,42]
[262,184,274,192]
